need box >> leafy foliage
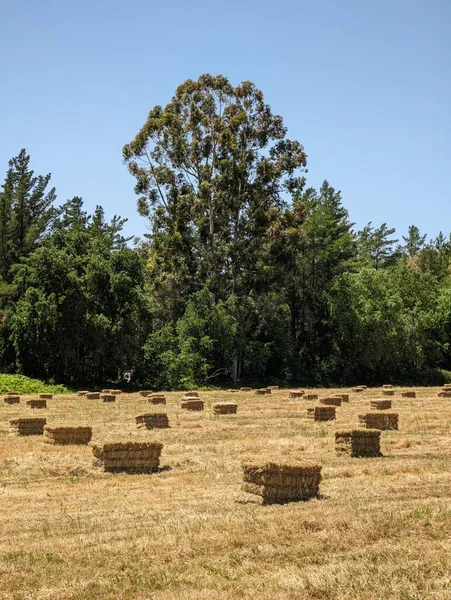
[1,77,451,387]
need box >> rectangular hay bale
[335,429,382,457]
[212,402,238,415]
[307,406,336,421]
[370,400,392,410]
[358,413,399,430]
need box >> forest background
[2,74,451,389]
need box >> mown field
[0,387,450,600]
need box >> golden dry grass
[1,386,450,599]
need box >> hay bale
[148,394,166,405]
[240,387,252,392]
[289,391,304,399]
[110,389,122,395]
[382,390,395,396]
[227,389,239,393]
[335,429,382,457]
[358,385,367,389]
[370,400,392,410]
[26,399,47,409]
[184,391,199,398]
[38,393,53,400]
[438,391,451,398]
[254,389,267,395]
[267,386,279,391]
[9,418,46,436]
[339,394,349,403]
[352,387,364,393]
[358,412,399,430]
[319,396,342,407]
[304,394,318,401]
[306,406,336,421]
[212,402,238,415]
[238,460,322,505]
[4,395,20,404]
[101,394,116,403]
[101,389,112,394]
[86,392,100,400]
[6,391,20,396]
[264,388,272,394]
[139,390,152,397]
[401,391,416,398]
[180,399,204,411]
[91,441,163,473]
[44,425,92,445]
[77,390,90,397]
[382,384,393,389]
[443,383,451,389]
[135,413,169,429]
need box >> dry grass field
[1,387,450,600]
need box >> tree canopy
[1,75,451,387]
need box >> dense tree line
[1,75,451,387]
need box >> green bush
[0,374,69,394]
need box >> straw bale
[352,387,364,393]
[358,385,367,389]
[240,460,322,503]
[44,425,92,445]
[148,394,166,405]
[139,390,152,397]
[4,395,20,404]
[255,389,266,395]
[339,394,349,402]
[265,388,272,394]
[227,389,239,393]
[306,406,336,421]
[86,392,100,400]
[101,389,112,394]
[91,441,163,473]
[304,394,318,401]
[9,418,46,435]
[358,412,399,430]
[268,386,279,391]
[135,413,169,429]
[240,387,252,392]
[180,399,204,411]
[382,390,395,396]
[382,384,393,389]
[289,391,304,398]
[101,394,116,402]
[443,383,451,389]
[77,390,90,396]
[401,391,416,398]
[38,393,53,400]
[212,402,238,415]
[242,461,321,482]
[437,391,451,398]
[319,396,342,406]
[6,391,20,396]
[184,391,199,398]
[26,399,47,409]
[370,400,392,410]
[335,429,382,457]
[110,389,122,395]
[241,482,319,500]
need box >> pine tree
[0,149,57,281]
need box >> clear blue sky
[1,0,450,242]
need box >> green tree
[8,199,147,385]
[402,224,427,258]
[0,149,57,282]
[123,73,307,301]
[357,222,400,269]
